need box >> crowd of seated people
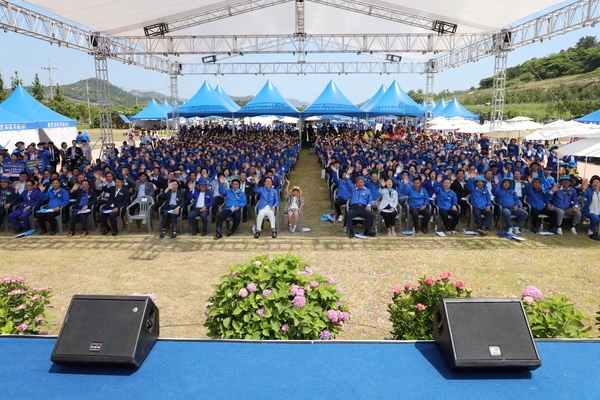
[317,127,599,240]
[0,126,300,239]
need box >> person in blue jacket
[434,177,460,234]
[400,175,431,234]
[253,175,280,239]
[331,164,352,222]
[214,176,247,240]
[551,175,581,235]
[8,179,43,233]
[523,177,557,233]
[342,167,376,238]
[35,178,70,235]
[580,175,600,240]
[187,178,215,236]
[492,177,528,235]
[468,176,493,235]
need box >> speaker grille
[446,301,538,361]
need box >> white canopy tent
[486,120,544,139]
[525,120,600,141]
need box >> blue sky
[0,18,597,105]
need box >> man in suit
[68,179,97,237]
[133,173,156,200]
[0,176,16,228]
[187,178,215,236]
[100,177,130,236]
[46,141,61,171]
[36,178,70,235]
[67,140,83,169]
[238,171,254,222]
[451,169,470,215]
[158,181,186,239]
[8,179,43,233]
[149,167,167,194]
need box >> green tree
[52,83,66,103]
[10,71,23,90]
[31,73,45,101]
[575,35,597,50]
[0,72,6,102]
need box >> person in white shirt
[581,175,600,240]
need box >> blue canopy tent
[0,106,38,152]
[159,100,172,112]
[576,109,600,123]
[235,80,299,117]
[362,81,424,117]
[175,81,238,117]
[1,85,76,145]
[302,80,365,117]
[441,97,479,120]
[432,98,447,118]
[131,99,169,121]
[214,85,241,112]
[360,85,387,112]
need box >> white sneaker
[507,227,513,235]
[337,215,344,222]
[252,225,256,234]
[556,227,563,235]
[589,229,594,236]
[513,227,520,235]
[291,225,296,233]
[570,227,577,235]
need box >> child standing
[284,178,304,232]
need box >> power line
[40,59,57,100]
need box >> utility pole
[85,74,92,124]
[41,59,57,100]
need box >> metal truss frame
[92,35,114,154]
[182,61,425,74]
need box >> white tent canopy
[525,120,600,141]
[556,138,600,157]
[486,120,544,139]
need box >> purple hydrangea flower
[7,289,25,296]
[281,324,288,332]
[319,330,331,340]
[238,288,249,298]
[310,281,319,288]
[326,309,339,323]
[247,283,257,293]
[304,267,313,275]
[290,284,300,294]
[293,295,306,308]
[522,286,543,300]
[256,307,266,316]
[262,289,272,297]
[338,311,349,322]
[34,316,45,323]
[15,304,27,310]
[17,323,29,332]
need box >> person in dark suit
[100,177,130,236]
[149,167,167,194]
[0,176,17,229]
[58,142,70,168]
[8,179,42,233]
[158,181,186,238]
[67,140,83,169]
[451,169,470,215]
[46,142,61,171]
[68,179,97,237]
[238,172,254,222]
[187,178,215,236]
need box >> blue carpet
[1,337,599,399]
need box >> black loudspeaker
[51,295,159,368]
[433,298,541,370]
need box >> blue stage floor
[1,337,599,399]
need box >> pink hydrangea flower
[454,281,465,288]
[17,323,29,332]
[404,283,411,289]
[32,295,41,300]
[326,310,339,323]
[15,304,27,310]
[293,295,306,308]
[281,324,288,332]
[522,286,543,300]
[204,302,213,309]
[304,267,313,275]
[327,278,335,285]
[415,303,427,311]
[319,330,331,340]
[246,283,257,293]
[256,307,266,316]
[439,272,452,280]
[310,281,319,288]
[336,285,342,293]
[393,286,402,294]
[295,288,305,296]
[338,311,350,322]
[290,284,300,294]
[238,288,248,298]
[522,296,535,305]
[7,289,25,296]
[262,289,272,297]
[34,316,45,323]
[337,301,343,307]
[424,277,435,285]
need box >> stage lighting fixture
[202,55,217,63]
[143,22,169,37]
[385,54,402,62]
[432,20,458,35]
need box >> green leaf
[223,317,231,328]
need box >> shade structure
[214,85,241,112]
[130,99,169,121]
[159,100,172,112]
[1,85,76,146]
[361,85,386,112]
[525,120,600,141]
[486,120,544,139]
[302,80,365,117]
[441,97,478,120]
[362,81,423,117]
[432,99,447,118]
[176,81,238,117]
[0,105,38,150]
[236,80,299,117]
[576,109,600,124]
[556,138,600,157]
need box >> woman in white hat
[284,178,304,232]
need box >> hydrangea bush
[1,276,53,335]
[387,273,471,340]
[204,254,350,340]
[521,286,592,338]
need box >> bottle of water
[539,224,544,233]
[412,227,415,234]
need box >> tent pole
[299,114,304,145]
[584,156,588,178]
[232,114,236,134]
